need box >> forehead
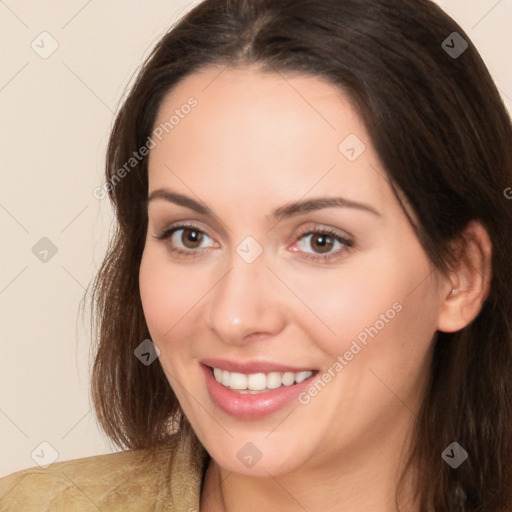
[147,65,395,218]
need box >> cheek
[139,247,190,343]
[284,248,436,361]
[139,245,221,358]
[139,254,167,338]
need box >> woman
[1,0,511,510]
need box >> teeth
[212,367,314,392]
[295,371,312,383]
[229,372,248,390]
[282,372,295,386]
[266,372,282,389]
[248,373,266,391]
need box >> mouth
[209,366,316,394]
[200,359,319,419]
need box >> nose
[205,250,287,346]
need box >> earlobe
[436,220,492,333]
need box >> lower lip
[201,364,317,420]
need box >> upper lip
[201,358,316,374]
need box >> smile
[200,361,319,419]
[212,367,313,393]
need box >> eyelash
[154,221,354,263]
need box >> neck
[200,413,420,512]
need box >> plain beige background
[1,0,511,477]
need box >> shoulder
[0,434,195,512]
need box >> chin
[202,430,314,478]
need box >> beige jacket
[0,425,209,512]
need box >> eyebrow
[147,188,381,221]
[147,189,213,215]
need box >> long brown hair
[86,0,512,510]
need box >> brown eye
[180,228,204,249]
[155,224,214,256]
[292,228,353,263]
[309,233,335,254]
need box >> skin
[139,65,492,511]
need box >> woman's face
[139,65,449,477]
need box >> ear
[436,220,493,333]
